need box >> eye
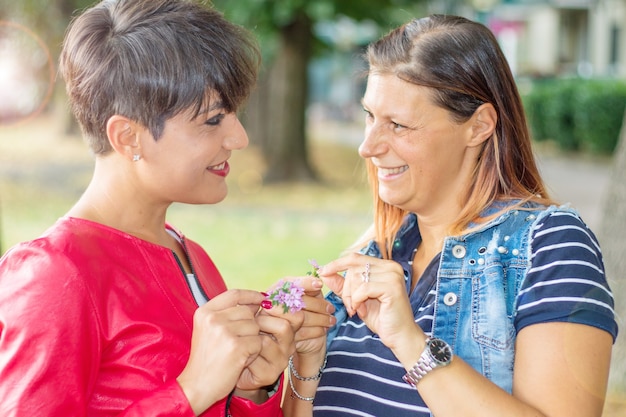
[391,121,406,130]
[205,113,225,126]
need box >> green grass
[0,114,372,291]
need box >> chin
[191,190,228,205]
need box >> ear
[468,103,497,147]
[106,115,141,160]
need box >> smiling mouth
[378,165,408,176]
[208,161,226,171]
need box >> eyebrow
[199,100,226,114]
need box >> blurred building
[481,0,626,78]
[308,0,625,124]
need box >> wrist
[292,350,327,376]
[402,337,454,387]
[390,325,428,369]
[176,377,219,415]
[288,353,327,402]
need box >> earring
[132,154,141,162]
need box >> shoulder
[515,207,617,341]
[529,207,602,263]
[0,219,104,310]
[0,234,91,304]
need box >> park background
[1,0,626,415]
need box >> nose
[224,114,249,150]
[358,121,388,159]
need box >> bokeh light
[0,21,54,125]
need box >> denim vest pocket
[471,265,516,350]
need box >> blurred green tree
[4,0,432,182]
[212,0,427,182]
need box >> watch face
[429,338,452,364]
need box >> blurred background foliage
[1,0,429,183]
[2,0,626,404]
[211,0,428,182]
[523,78,626,154]
[2,0,625,171]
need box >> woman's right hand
[319,253,422,359]
[176,289,265,415]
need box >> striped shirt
[313,210,617,417]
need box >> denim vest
[326,203,578,393]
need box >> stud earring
[132,154,141,162]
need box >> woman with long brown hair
[284,14,617,417]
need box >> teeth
[209,162,225,170]
[379,165,408,176]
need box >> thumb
[320,273,345,297]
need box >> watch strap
[402,337,451,387]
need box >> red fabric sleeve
[228,378,285,417]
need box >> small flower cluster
[307,259,320,278]
[266,280,305,313]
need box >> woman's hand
[233,312,295,403]
[319,253,422,355]
[176,289,265,415]
[261,275,335,356]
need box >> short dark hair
[59,0,260,154]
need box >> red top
[0,217,283,417]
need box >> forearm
[282,351,326,417]
[391,328,544,417]
[407,323,611,417]
[414,357,544,417]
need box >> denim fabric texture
[325,203,579,393]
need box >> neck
[67,160,170,245]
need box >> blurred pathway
[535,151,612,231]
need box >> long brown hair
[362,15,555,258]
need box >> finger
[295,325,330,342]
[239,334,264,367]
[303,294,335,315]
[320,273,345,297]
[194,305,262,338]
[204,289,265,312]
[351,279,403,317]
[342,269,354,316]
[256,315,295,350]
[318,252,367,276]
[295,275,324,294]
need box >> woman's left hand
[318,253,420,353]
[235,312,295,393]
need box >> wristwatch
[402,337,453,387]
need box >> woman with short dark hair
[0,1,333,415]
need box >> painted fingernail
[261,300,273,309]
[260,292,269,297]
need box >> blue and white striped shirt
[313,210,617,417]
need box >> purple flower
[266,280,305,313]
[307,259,320,278]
